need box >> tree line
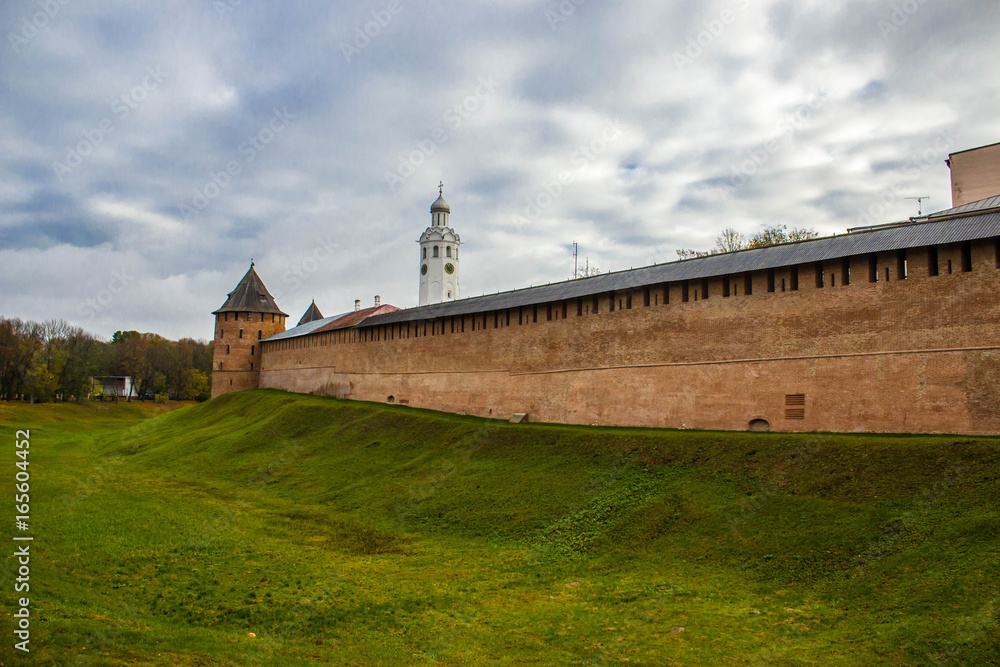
[676,224,818,260]
[0,318,213,402]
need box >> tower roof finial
[439,180,444,195]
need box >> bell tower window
[446,246,452,258]
[433,246,439,258]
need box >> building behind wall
[948,141,1000,207]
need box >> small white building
[92,376,133,398]
[418,184,461,306]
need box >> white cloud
[87,196,186,238]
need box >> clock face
[421,264,428,275]
[445,263,455,275]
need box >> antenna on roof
[572,241,578,279]
[905,196,929,216]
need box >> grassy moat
[1,390,998,665]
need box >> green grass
[1,390,998,665]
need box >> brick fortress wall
[258,238,1000,434]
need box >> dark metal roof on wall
[926,195,1000,219]
[213,263,289,316]
[260,204,1000,341]
[360,208,1000,327]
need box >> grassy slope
[1,390,998,665]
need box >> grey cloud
[1,0,998,340]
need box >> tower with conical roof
[297,299,324,326]
[210,262,288,398]
[418,182,461,306]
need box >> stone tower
[418,183,462,306]
[211,262,288,398]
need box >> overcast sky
[2,0,998,341]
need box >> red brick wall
[258,238,1000,434]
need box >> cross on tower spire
[438,180,444,195]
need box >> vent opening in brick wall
[784,394,806,420]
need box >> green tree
[0,318,42,400]
[111,330,142,345]
[0,320,210,403]
[53,324,102,399]
[22,320,98,401]
[24,360,59,403]
[120,336,152,401]
[181,368,211,401]
[187,338,214,374]
[168,339,195,397]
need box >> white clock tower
[418,182,461,306]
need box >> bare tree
[746,224,817,248]
[677,224,817,260]
[715,227,746,253]
[573,259,603,278]
[785,226,819,243]
[675,248,712,260]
